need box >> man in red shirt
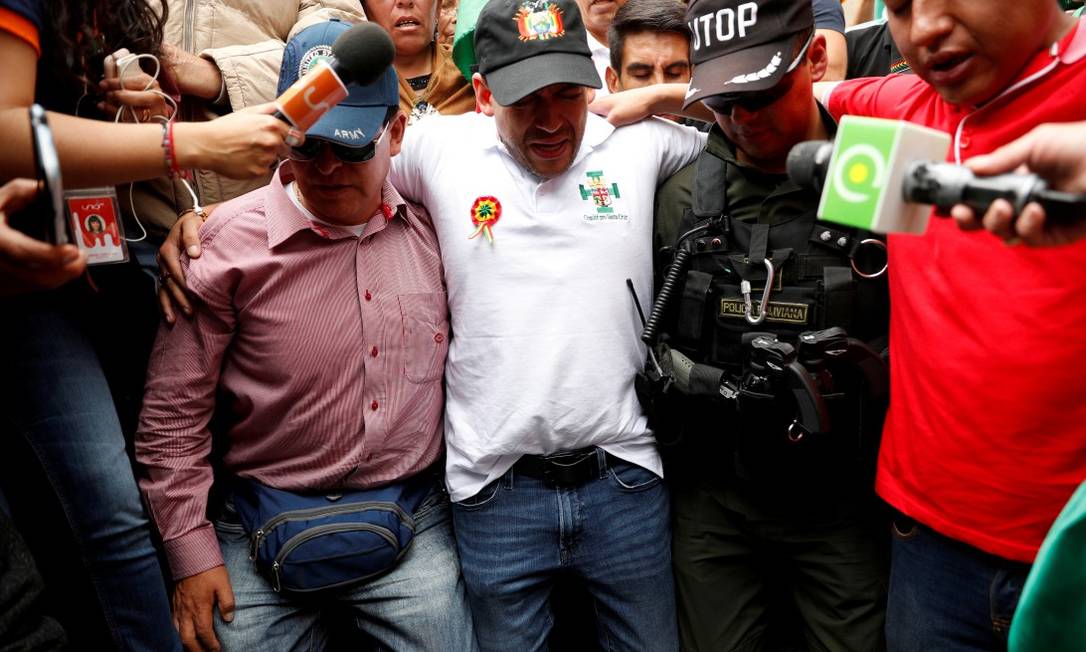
[819,2,1086,649]
[136,21,476,652]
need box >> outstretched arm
[589,83,715,127]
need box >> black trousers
[670,478,889,652]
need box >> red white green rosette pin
[469,196,502,243]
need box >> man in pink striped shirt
[135,21,476,652]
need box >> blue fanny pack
[232,476,429,593]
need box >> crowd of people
[1,0,1085,651]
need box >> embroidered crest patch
[578,170,621,214]
[514,1,565,41]
[299,45,333,77]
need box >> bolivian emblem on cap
[515,0,565,41]
[469,196,502,243]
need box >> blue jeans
[886,515,1030,652]
[213,482,479,651]
[452,449,678,652]
[0,299,180,652]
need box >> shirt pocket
[397,291,450,384]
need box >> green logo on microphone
[819,117,902,230]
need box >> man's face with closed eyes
[606,30,691,93]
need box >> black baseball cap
[474,0,602,105]
[683,0,812,108]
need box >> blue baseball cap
[277,19,400,147]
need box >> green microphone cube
[817,115,951,234]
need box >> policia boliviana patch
[719,298,809,324]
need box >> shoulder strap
[692,151,729,220]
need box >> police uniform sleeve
[653,161,696,282]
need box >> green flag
[1009,481,1086,652]
[452,0,491,82]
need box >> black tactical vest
[651,150,891,489]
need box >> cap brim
[307,103,390,147]
[485,52,601,106]
[684,37,794,109]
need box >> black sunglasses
[289,124,389,164]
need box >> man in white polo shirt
[390,0,704,648]
[158,0,705,646]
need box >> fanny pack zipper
[270,522,398,592]
[249,501,413,561]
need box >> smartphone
[32,104,68,244]
[10,104,69,244]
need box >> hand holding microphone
[952,121,1086,246]
[172,103,295,179]
[787,116,1086,246]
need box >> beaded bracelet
[161,120,189,179]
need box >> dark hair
[608,0,690,73]
[40,0,168,112]
[87,215,104,232]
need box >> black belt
[513,447,610,486]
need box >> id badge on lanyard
[65,187,129,266]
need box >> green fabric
[452,0,490,82]
[1008,480,1086,652]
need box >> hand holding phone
[103,48,139,82]
[0,179,86,297]
[100,48,172,122]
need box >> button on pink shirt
[136,169,448,580]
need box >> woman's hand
[173,104,302,180]
[99,72,172,123]
[0,179,86,296]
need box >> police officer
[648,0,890,649]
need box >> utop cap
[683,0,812,108]
[474,0,601,105]
[277,19,399,147]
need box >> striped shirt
[136,168,447,580]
